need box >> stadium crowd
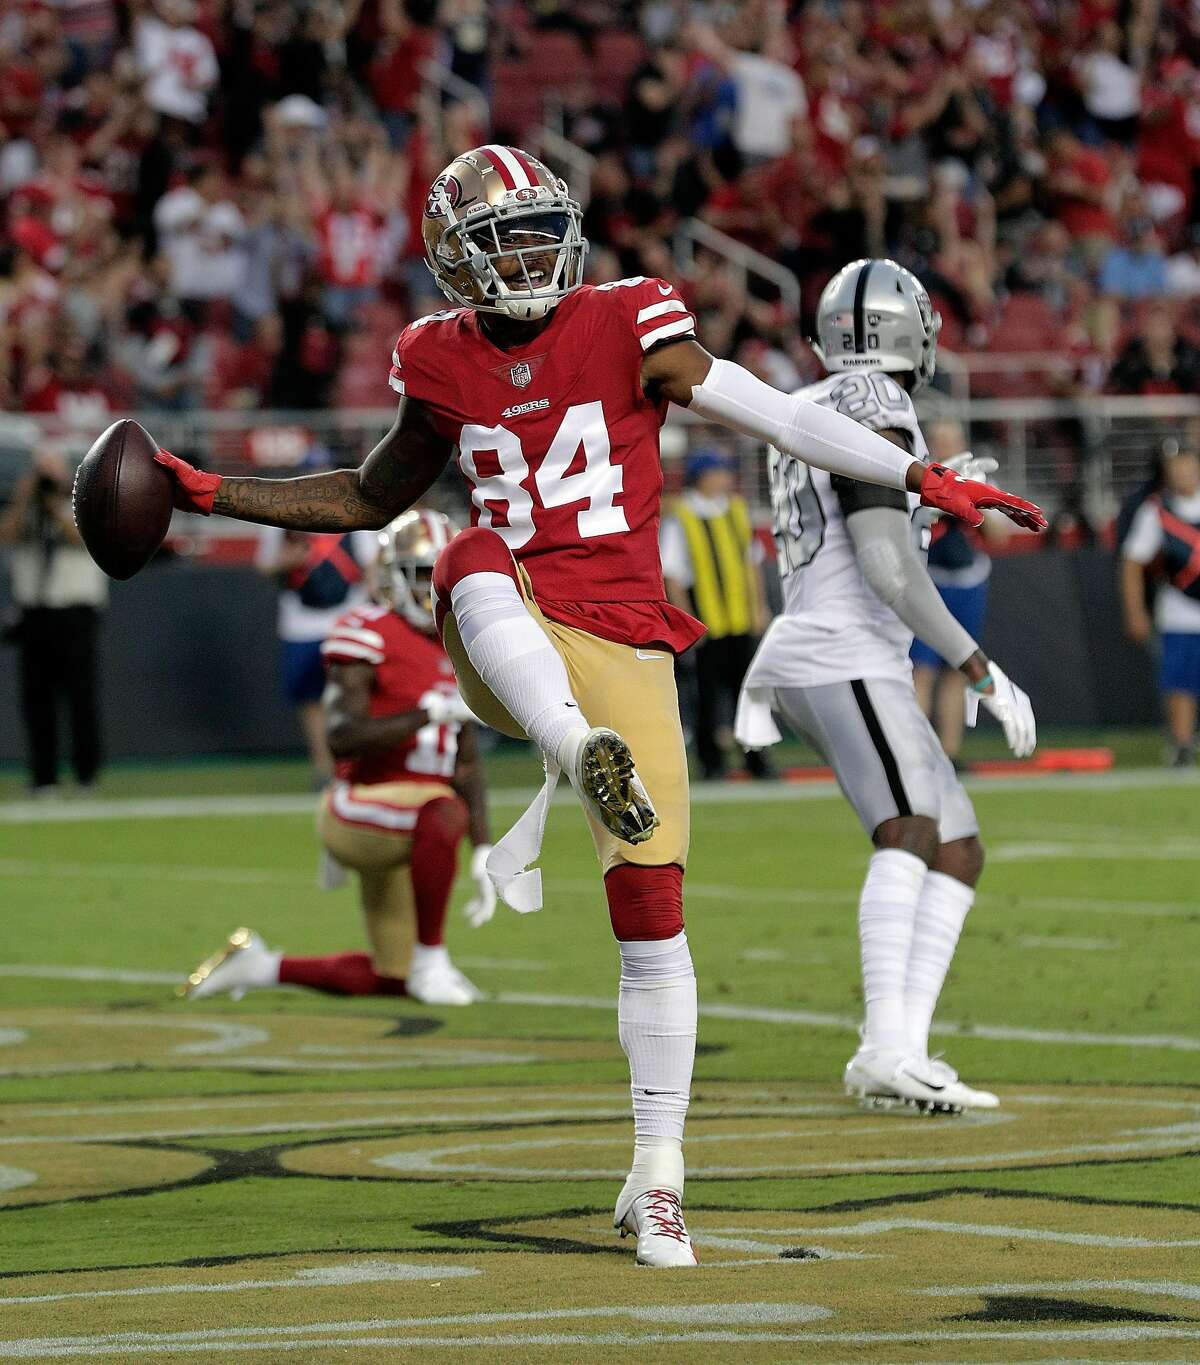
[5,0,1200,447]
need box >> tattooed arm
[198,399,452,531]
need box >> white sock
[450,572,590,769]
[905,871,975,1059]
[410,943,450,972]
[858,848,928,1051]
[618,931,696,1182]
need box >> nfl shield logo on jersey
[510,362,532,388]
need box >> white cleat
[925,1056,1000,1110]
[178,928,275,1002]
[407,946,481,1006]
[844,1045,963,1115]
[614,1187,698,1267]
[569,727,660,846]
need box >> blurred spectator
[118,291,210,411]
[154,164,245,311]
[660,450,770,782]
[1108,304,1200,395]
[1073,23,1141,146]
[0,445,107,796]
[1098,216,1167,299]
[1122,437,1200,766]
[686,19,807,166]
[134,0,218,129]
[1165,223,1200,297]
[911,420,1010,768]
[1044,128,1117,263]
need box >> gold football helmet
[421,144,587,321]
[376,509,458,630]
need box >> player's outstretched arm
[642,339,1046,532]
[154,399,453,531]
[843,496,1036,757]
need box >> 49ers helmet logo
[424,174,462,218]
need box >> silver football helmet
[375,509,458,631]
[814,259,941,390]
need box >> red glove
[919,463,1047,532]
[154,448,222,515]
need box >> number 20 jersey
[754,371,929,688]
[389,277,705,654]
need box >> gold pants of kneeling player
[317,781,455,977]
[441,568,690,875]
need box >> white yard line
[1,767,1196,825]
[0,1260,480,1308]
[1,968,1196,1051]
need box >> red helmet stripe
[508,147,542,186]
[481,144,519,190]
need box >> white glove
[462,844,496,927]
[965,660,1036,758]
[419,688,477,726]
[943,449,999,483]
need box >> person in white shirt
[135,0,218,127]
[154,165,246,307]
[687,20,807,163]
[736,260,1036,1114]
[1121,437,1200,766]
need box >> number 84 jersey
[757,371,929,688]
[389,277,705,654]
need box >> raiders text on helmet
[421,145,587,322]
[376,509,457,630]
[814,259,941,390]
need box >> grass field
[1,747,1198,1362]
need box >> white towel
[485,756,561,913]
[734,684,783,751]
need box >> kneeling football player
[737,260,1037,1112]
[181,509,492,1007]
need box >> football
[72,418,174,580]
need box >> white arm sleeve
[689,359,914,490]
[847,506,979,669]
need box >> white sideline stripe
[709,1219,1200,1250]
[1,858,1193,920]
[994,840,1200,862]
[635,299,687,325]
[1019,936,1116,952]
[2,1324,1199,1357]
[1,765,1196,824]
[914,1279,1200,1301]
[638,315,696,351]
[1,969,1196,1051]
[0,1260,480,1308]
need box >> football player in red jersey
[153,144,1046,1266]
[180,510,492,1008]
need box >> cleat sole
[178,927,253,1000]
[579,730,660,846]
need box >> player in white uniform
[736,259,1037,1112]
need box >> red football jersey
[321,604,462,788]
[389,277,706,654]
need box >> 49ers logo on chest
[510,361,532,388]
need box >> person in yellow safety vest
[661,449,773,781]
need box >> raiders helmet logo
[510,362,532,388]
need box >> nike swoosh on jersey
[658,283,673,295]
[635,648,670,661]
